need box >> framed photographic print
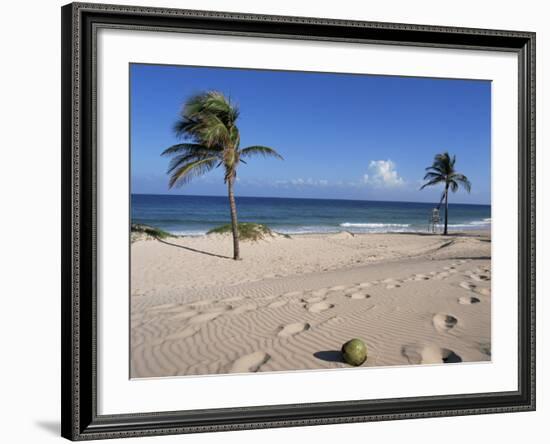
[61,2,536,440]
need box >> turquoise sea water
[131,194,491,236]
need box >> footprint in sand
[402,345,462,365]
[432,313,458,333]
[165,326,199,341]
[282,291,302,297]
[191,300,211,308]
[170,310,199,321]
[468,274,490,282]
[277,322,311,337]
[307,302,334,313]
[479,342,492,358]
[413,274,430,281]
[268,300,288,309]
[347,292,371,300]
[147,303,184,314]
[459,281,476,291]
[476,287,491,296]
[303,296,325,304]
[229,351,270,373]
[358,282,372,288]
[329,285,347,292]
[386,284,401,289]
[148,303,178,311]
[232,304,256,314]
[458,295,481,305]
[312,289,328,297]
[317,316,345,328]
[203,305,232,313]
[188,312,222,324]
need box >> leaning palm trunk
[162,91,283,260]
[444,184,449,235]
[227,176,240,260]
[420,152,471,236]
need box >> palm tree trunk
[444,184,449,235]
[227,176,240,260]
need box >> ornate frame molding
[61,2,535,440]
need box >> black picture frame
[61,2,536,440]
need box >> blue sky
[130,64,491,205]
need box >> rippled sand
[130,230,491,378]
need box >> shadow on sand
[313,350,345,363]
[155,238,233,260]
[391,231,491,240]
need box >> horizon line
[131,192,491,207]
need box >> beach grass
[131,223,173,240]
[207,222,276,241]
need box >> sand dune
[130,230,491,378]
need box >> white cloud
[275,178,329,187]
[260,165,405,191]
[363,159,405,188]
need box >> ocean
[131,194,491,236]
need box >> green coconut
[341,338,367,366]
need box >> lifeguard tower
[428,207,441,234]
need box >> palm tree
[161,91,283,260]
[420,152,471,235]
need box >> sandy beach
[130,229,491,378]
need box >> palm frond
[183,91,239,127]
[449,173,471,193]
[161,143,219,157]
[164,90,282,192]
[423,171,444,181]
[425,165,446,174]
[420,177,445,190]
[174,115,230,147]
[167,150,222,174]
[182,93,210,118]
[198,115,231,147]
[203,92,240,125]
[229,125,240,148]
[449,181,459,192]
[168,157,218,188]
[432,152,454,175]
[421,152,471,194]
[239,145,284,160]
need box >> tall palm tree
[162,91,283,260]
[420,152,471,235]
